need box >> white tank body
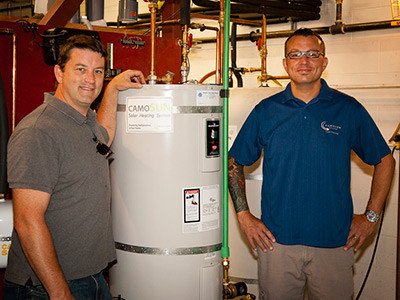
[227,87,284,296]
[109,84,223,300]
[0,199,13,268]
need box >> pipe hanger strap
[117,104,223,114]
[115,241,222,255]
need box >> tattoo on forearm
[228,156,249,213]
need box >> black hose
[0,73,9,199]
[231,23,243,87]
[180,0,190,26]
[355,200,387,299]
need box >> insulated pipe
[336,0,343,23]
[330,0,344,34]
[180,0,191,26]
[0,73,8,200]
[221,0,230,298]
[231,23,243,87]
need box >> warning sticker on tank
[184,188,200,223]
[125,97,172,133]
[196,90,220,106]
[183,185,220,233]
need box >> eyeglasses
[93,135,113,157]
[286,50,324,59]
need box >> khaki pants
[258,243,354,300]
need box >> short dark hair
[284,28,325,56]
[57,35,107,71]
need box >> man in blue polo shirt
[228,28,395,299]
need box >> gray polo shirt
[6,93,116,285]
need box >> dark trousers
[3,271,113,300]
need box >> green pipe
[221,0,231,259]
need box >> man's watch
[365,210,380,223]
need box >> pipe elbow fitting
[330,22,345,35]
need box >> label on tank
[183,185,220,233]
[125,97,172,133]
[184,188,200,223]
[196,90,220,106]
[206,119,220,158]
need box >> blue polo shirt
[229,79,391,247]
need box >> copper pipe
[190,13,262,27]
[197,19,400,44]
[189,22,220,84]
[215,0,225,84]
[189,22,221,84]
[148,1,157,84]
[199,70,216,84]
[190,22,219,32]
[259,14,268,87]
[181,24,189,83]
[200,67,289,84]
[241,67,289,80]
[0,28,16,132]
[215,30,221,84]
[124,19,181,29]
[222,257,230,300]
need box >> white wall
[191,2,399,299]
[189,0,400,300]
[102,1,400,299]
[188,1,400,299]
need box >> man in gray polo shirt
[4,35,145,299]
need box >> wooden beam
[39,0,83,27]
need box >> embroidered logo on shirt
[321,121,341,135]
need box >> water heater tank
[109,84,223,299]
[0,200,13,268]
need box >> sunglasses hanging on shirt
[93,134,113,157]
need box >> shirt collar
[282,79,332,104]
[44,93,97,125]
